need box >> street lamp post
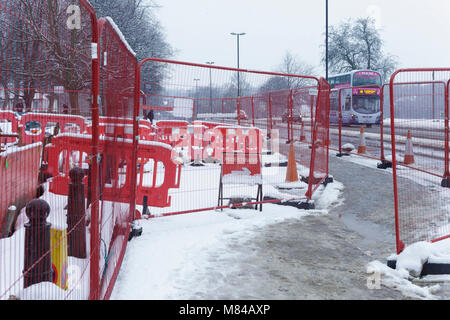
[230,32,246,97]
[194,78,200,118]
[206,62,214,113]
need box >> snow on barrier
[134,58,331,217]
[0,111,19,144]
[388,69,450,254]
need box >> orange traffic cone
[300,121,306,142]
[358,126,366,154]
[285,141,299,182]
[403,130,415,165]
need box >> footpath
[175,154,407,299]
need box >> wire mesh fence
[134,58,330,218]
[389,69,450,253]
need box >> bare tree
[258,51,316,94]
[278,51,316,89]
[0,0,94,113]
[324,17,397,82]
[89,0,173,95]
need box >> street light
[206,62,214,113]
[194,78,200,118]
[194,78,200,95]
[230,32,246,97]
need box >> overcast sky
[155,0,450,77]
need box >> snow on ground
[110,179,344,300]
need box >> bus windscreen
[353,95,380,114]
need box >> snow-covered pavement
[111,150,450,300]
[110,175,344,299]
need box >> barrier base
[229,197,258,210]
[336,153,351,158]
[323,176,334,186]
[301,176,329,186]
[203,156,220,164]
[128,222,143,241]
[441,177,450,188]
[387,259,450,276]
[263,196,315,210]
[264,161,288,168]
[377,160,393,170]
[190,160,205,167]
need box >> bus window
[344,96,351,111]
[330,92,339,111]
[353,71,382,87]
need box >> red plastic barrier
[155,121,189,146]
[192,120,230,130]
[155,120,189,128]
[46,134,91,195]
[136,141,182,207]
[46,134,181,209]
[212,126,262,172]
[20,113,86,145]
[0,143,41,233]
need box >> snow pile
[366,261,440,300]
[341,143,355,152]
[367,238,450,299]
[313,180,344,210]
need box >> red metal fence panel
[134,58,330,218]
[0,1,332,299]
[389,69,450,253]
[94,17,138,301]
[306,78,331,198]
[0,0,99,300]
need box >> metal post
[206,62,214,113]
[67,167,87,258]
[231,32,246,97]
[237,36,240,97]
[194,78,200,119]
[432,71,435,121]
[23,199,52,288]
